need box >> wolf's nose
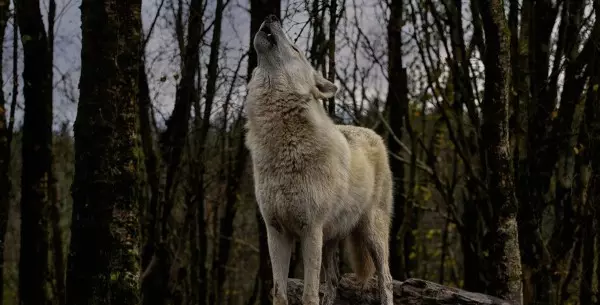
[265,14,279,23]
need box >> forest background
[0,0,599,304]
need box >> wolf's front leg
[301,229,323,305]
[267,225,293,305]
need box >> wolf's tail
[344,232,375,284]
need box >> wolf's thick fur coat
[245,15,394,305]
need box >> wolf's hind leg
[300,228,323,305]
[362,211,394,305]
[320,240,340,305]
[267,225,293,305]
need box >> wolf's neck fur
[246,90,337,173]
[247,90,331,138]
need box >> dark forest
[0,0,599,304]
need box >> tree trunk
[46,1,66,303]
[49,164,66,305]
[140,0,204,302]
[248,1,281,304]
[517,3,556,302]
[66,0,142,304]
[386,0,409,281]
[14,0,54,303]
[138,50,169,305]
[478,0,522,303]
[579,37,600,305]
[517,3,599,304]
[200,0,230,303]
[0,2,11,304]
[326,0,337,118]
[213,132,248,305]
[512,1,533,299]
[460,196,487,294]
[596,199,600,305]
[138,53,161,270]
[158,0,204,226]
[579,215,594,305]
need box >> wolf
[244,14,395,305]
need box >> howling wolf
[245,14,395,305]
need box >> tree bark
[478,0,522,304]
[0,2,11,304]
[579,31,600,305]
[46,0,66,303]
[248,1,281,304]
[158,0,204,233]
[14,0,54,303]
[579,216,594,305]
[138,52,161,271]
[0,1,10,303]
[514,2,600,304]
[50,147,66,305]
[202,1,230,304]
[518,3,557,301]
[283,274,513,305]
[66,0,143,304]
[141,0,204,303]
[386,0,409,281]
[326,0,337,117]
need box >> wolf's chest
[256,179,360,239]
[255,179,327,233]
[248,126,330,174]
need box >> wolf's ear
[312,70,338,99]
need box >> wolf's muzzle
[259,16,278,45]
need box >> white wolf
[245,14,395,305]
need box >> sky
[1,0,395,132]
[3,0,575,133]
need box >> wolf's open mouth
[260,26,276,45]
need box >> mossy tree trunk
[14,0,54,304]
[66,0,143,304]
[478,0,522,304]
[0,2,11,304]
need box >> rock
[283,273,514,305]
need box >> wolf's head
[251,15,337,100]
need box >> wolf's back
[336,124,394,283]
[335,124,392,188]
